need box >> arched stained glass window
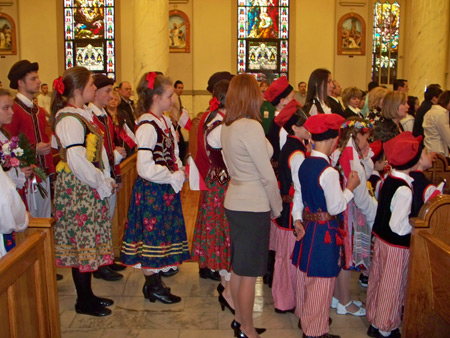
[372,1,400,85]
[64,0,115,79]
[237,0,289,80]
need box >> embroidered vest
[204,120,229,185]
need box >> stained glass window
[372,1,400,85]
[237,0,289,80]
[64,0,115,79]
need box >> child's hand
[346,170,360,192]
[294,220,305,241]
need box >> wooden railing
[1,218,61,338]
[111,153,137,257]
[404,195,450,337]
[424,153,450,194]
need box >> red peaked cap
[303,113,345,135]
[274,99,301,127]
[370,140,383,159]
[383,132,423,166]
[263,76,293,105]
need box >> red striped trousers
[366,237,410,332]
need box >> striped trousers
[296,269,336,336]
[366,237,410,332]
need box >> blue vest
[291,156,343,278]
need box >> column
[133,0,169,86]
[408,0,449,97]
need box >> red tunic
[5,98,55,174]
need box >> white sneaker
[336,300,366,316]
[332,297,362,309]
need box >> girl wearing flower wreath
[0,88,29,257]
[120,72,189,304]
[51,66,117,317]
[191,80,233,308]
[330,117,378,316]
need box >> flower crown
[341,119,374,133]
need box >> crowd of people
[0,60,448,338]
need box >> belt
[281,194,293,203]
[302,210,337,222]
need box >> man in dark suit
[118,81,135,131]
[326,80,345,117]
[413,84,442,138]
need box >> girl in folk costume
[190,80,234,308]
[292,113,360,338]
[271,100,310,315]
[0,89,29,257]
[302,68,334,116]
[366,132,422,338]
[106,90,137,157]
[120,72,189,304]
[51,66,117,317]
[330,117,378,317]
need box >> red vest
[5,98,55,174]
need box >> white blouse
[205,113,223,149]
[55,106,113,200]
[0,131,26,189]
[136,113,185,193]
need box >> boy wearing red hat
[366,131,422,338]
[292,113,360,338]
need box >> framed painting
[169,10,190,53]
[337,13,365,56]
[0,12,17,55]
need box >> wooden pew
[403,195,450,337]
[0,218,61,338]
[188,112,204,161]
[111,153,137,257]
[424,153,450,194]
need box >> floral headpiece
[209,97,220,112]
[341,119,374,133]
[53,76,65,95]
[146,72,157,89]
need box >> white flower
[15,147,24,156]
[2,143,11,155]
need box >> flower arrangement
[341,119,374,133]
[0,133,48,197]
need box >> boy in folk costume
[366,132,422,338]
[272,100,310,314]
[292,113,360,338]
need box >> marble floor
[57,263,371,338]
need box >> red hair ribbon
[53,76,65,95]
[209,97,220,112]
[146,72,157,90]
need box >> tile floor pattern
[58,262,371,338]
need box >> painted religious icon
[169,10,190,53]
[73,0,105,39]
[0,13,17,55]
[337,13,366,55]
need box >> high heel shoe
[231,320,266,337]
[218,294,235,314]
[217,283,225,294]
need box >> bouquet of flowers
[0,133,48,198]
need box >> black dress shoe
[375,328,400,338]
[275,307,295,314]
[359,273,369,287]
[160,267,179,277]
[367,325,379,337]
[231,320,266,337]
[56,274,63,281]
[93,266,123,281]
[94,296,114,307]
[109,262,126,271]
[75,301,111,317]
[199,268,221,281]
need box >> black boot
[142,272,181,304]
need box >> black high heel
[231,320,266,337]
[218,294,235,314]
[217,283,225,294]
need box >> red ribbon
[209,97,220,112]
[53,76,65,95]
[146,72,157,90]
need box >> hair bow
[53,76,65,95]
[209,97,220,112]
[146,72,157,90]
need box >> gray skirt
[225,209,271,277]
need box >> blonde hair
[381,91,407,120]
[368,87,389,111]
[224,74,263,126]
[342,87,363,108]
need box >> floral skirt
[191,177,231,271]
[53,170,114,272]
[120,177,190,269]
